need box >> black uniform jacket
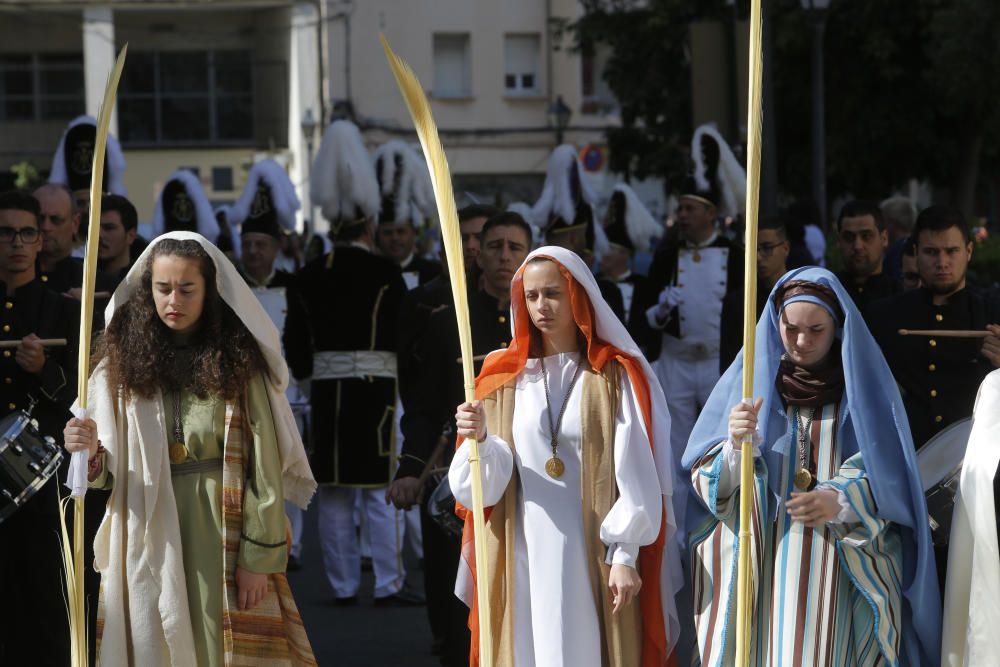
[836,270,900,324]
[868,285,1000,448]
[396,288,511,480]
[401,254,443,289]
[39,255,117,295]
[0,277,88,665]
[284,246,407,486]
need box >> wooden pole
[60,44,127,667]
[0,338,67,349]
[898,329,990,338]
[736,0,765,664]
[380,35,494,667]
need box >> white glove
[655,286,684,321]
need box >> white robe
[449,352,662,667]
[942,369,1000,666]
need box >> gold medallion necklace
[540,354,584,479]
[169,388,189,464]
[794,406,817,491]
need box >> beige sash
[480,361,642,666]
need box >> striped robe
[689,403,903,666]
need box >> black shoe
[286,555,302,572]
[333,595,359,607]
[373,587,425,607]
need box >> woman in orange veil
[449,246,681,666]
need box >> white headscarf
[515,246,682,646]
[86,231,315,665]
[516,246,675,505]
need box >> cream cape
[942,369,1000,666]
[83,231,316,665]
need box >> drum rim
[6,447,64,510]
[0,411,30,454]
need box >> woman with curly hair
[63,232,317,666]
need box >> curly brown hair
[93,238,268,400]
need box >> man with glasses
[719,216,790,370]
[32,182,114,298]
[834,199,900,317]
[0,190,83,666]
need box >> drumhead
[917,417,973,492]
[0,411,27,451]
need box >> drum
[427,472,463,538]
[917,417,973,546]
[0,410,64,524]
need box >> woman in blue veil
[683,267,940,666]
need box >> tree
[574,0,731,186]
[577,0,1000,218]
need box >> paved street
[286,505,441,667]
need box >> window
[504,34,540,94]
[581,43,617,115]
[118,50,253,145]
[433,33,471,98]
[212,166,233,192]
[0,53,84,121]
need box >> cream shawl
[83,232,316,665]
[943,369,1000,666]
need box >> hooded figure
[372,140,440,288]
[230,160,301,233]
[151,169,218,241]
[310,119,380,235]
[683,266,940,666]
[530,144,609,263]
[48,114,128,198]
[530,145,623,321]
[449,246,682,667]
[691,123,746,221]
[72,231,317,666]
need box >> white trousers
[285,501,303,559]
[652,352,719,531]
[318,485,406,598]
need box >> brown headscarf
[773,280,846,406]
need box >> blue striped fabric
[689,403,902,666]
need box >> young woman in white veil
[450,246,681,666]
[63,232,316,666]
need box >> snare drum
[917,417,973,546]
[0,410,64,524]
[428,473,463,538]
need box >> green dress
[95,373,287,667]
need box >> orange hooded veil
[454,246,680,666]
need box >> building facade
[0,1,755,232]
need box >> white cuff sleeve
[605,543,640,568]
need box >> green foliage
[574,0,1000,211]
[574,0,731,183]
[10,162,40,189]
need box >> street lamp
[801,0,831,228]
[548,95,572,146]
